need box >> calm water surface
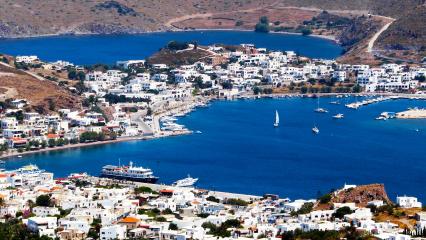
[0,31,342,64]
[5,97,426,201]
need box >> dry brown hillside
[0,63,81,113]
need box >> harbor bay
[4,97,426,202]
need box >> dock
[87,176,261,202]
[345,96,400,109]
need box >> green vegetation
[202,219,241,238]
[138,208,161,217]
[278,227,372,240]
[134,186,155,194]
[36,195,52,207]
[79,131,106,143]
[67,69,85,80]
[296,202,314,215]
[206,196,220,203]
[333,207,353,219]
[224,198,249,207]
[166,41,190,51]
[318,193,332,204]
[255,16,270,33]
[0,219,51,239]
[197,213,210,218]
[169,223,178,230]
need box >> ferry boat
[333,113,344,119]
[100,161,159,183]
[14,164,45,174]
[173,175,198,187]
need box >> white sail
[274,110,279,127]
[275,111,279,124]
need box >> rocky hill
[333,184,393,207]
[0,62,81,114]
[377,4,426,51]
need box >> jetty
[345,96,400,109]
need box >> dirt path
[165,1,282,29]
[367,17,395,53]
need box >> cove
[0,31,342,65]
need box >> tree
[301,28,312,36]
[297,202,314,214]
[318,193,332,204]
[169,223,178,230]
[36,195,51,207]
[333,206,352,219]
[255,16,270,33]
[75,80,87,94]
[48,138,57,148]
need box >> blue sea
[4,97,426,202]
[0,31,342,65]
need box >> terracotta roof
[47,133,59,139]
[119,217,140,223]
[160,189,174,193]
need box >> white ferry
[173,175,198,187]
[100,161,159,183]
[13,164,45,175]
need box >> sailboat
[312,126,320,134]
[274,110,279,127]
[314,97,328,113]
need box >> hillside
[377,5,426,52]
[0,0,424,63]
[0,62,81,113]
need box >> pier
[87,176,261,202]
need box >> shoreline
[0,28,338,43]
[2,92,425,161]
[0,130,191,160]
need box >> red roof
[160,189,174,194]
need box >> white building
[100,225,127,240]
[396,196,422,208]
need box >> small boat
[173,175,198,187]
[415,129,420,132]
[333,113,344,119]
[17,155,22,158]
[329,101,340,105]
[312,126,320,134]
[314,108,328,113]
[375,116,387,121]
[195,130,202,134]
[274,110,279,127]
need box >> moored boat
[100,161,159,183]
[173,175,198,187]
[333,113,344,119]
